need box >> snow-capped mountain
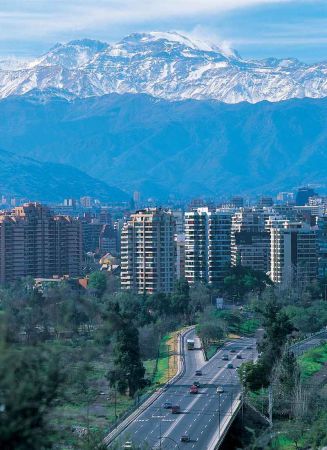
[0,31,326,103]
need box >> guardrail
[206,328,327,450]
[290,328,327,356]
[207,397,242,450]
[103,326,194,447]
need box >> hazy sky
[0,0,326,62]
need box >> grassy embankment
[272,342,327,450]
[52,330,181,447]
[204,311,260,360]
[144,330,179,385]
[298,343,327,380]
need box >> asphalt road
[291,329,327,356]
[113,330,256,449]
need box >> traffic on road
[112,329,256,449]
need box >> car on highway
[222,354,229,360]
[227,363,234,369]
[123,442,133,449]
[230,349,236,353]
[193,381,200,388]
[172,405,181,414]
[216,386,224,394]
[180,434,191,442]
[163,401,172,409]
[195,369,202,376]
[236,354,242,359]
[189,384,198,394]
[246,345,253,350]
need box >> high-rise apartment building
[259,196,274,207]
[270,221,318,287]
[231,209,270,272]
[120,208,176,294]
[184,208,232,285]
[295,187,317,206]
[0,203,82,283]
[99,224,118,256]
[175,234,186,279]
[316,216,327,278]
[230,196,244,208]
[80,196,93,208]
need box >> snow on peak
[124,31,239,59]
[144,32,214,51]
[0,32,326,104]
[0,57,31,71]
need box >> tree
[88,271,107,297]
[239,360,271,390]
[278,351,299,396]
[223,265,273,301]
[0,344,64,450]
[241,297,294,391]
[258,297,293,359]
[107,314,147,397]
[189,282,211,314]
[170,279,190,316]
[197,321,224,347]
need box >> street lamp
[153,435,181,450]
[217,392,221,438]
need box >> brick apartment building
[0,202,82,283]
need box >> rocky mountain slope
[0,91,326,199]
[0,32,326,103]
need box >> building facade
[0,203,82,283]
[231,209,270,273]
[120,208,176,294]
[270,221,318,287]
[184,208,232,285]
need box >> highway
[110,329,256,449]
[290,328,327,356]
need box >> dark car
[195,370,202,376]
[193,381,200,388]
[163,402,172,409]
[227,363,234,369]
[222,354,229,361]
[230,349,236,353]
[180,434,191,442]
[236,354,242,359]
[172,405,181,414]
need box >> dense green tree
[284,301,327,334]
[238,360,271,390]
[0,344,64,450]
[88,271,107,297]
[258,298,293,357]
[223,265,273,300]
[189,282,211,314]
[170,278,190,316]
[241,297,293,390]
[278,351,299,396]
[107,313,147,397]
[303,412,327,449]
[197,321,224,347]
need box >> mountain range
[0,32,326,104]
[0,147,128,202]
[0,91,326,199]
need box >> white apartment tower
[270,221,318,287]
[120,208,176,294]
[184,208,232,285]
